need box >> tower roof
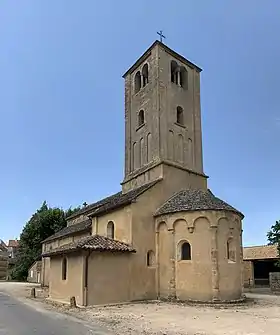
[123,40,202,78]
[154,189,243,218]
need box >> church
[41,40,244,306]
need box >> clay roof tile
[155,188,243,218]
[42,235,135,257]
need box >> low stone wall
[269,272,280,291]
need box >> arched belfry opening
[142,64,149,87]
[134,71,141,93]
[180,66,188,89]
[171,60,178,83]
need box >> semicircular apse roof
[154,189,243,218]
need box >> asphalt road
[0,291,109,335]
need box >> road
[0,291,109,335]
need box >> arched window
[107,221,115,239]
[135,71,141,93]
[171,60,178,83]
[147,250,155,266]
[176,106,184,125]
[138,110,145,126]
[142,64,149,87]
[181,242,191,260]
[180,66,188,90]
[62,257,67,280]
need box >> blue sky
[0,1,279,246]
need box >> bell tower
[122,40,207,192]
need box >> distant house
[243,245,279,287]
[28,260,42,283]
[0,240,8,255]
[0,240,8,279]
[0,256,8,280]
[7,240,19,259]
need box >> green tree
[12,201,80,281]
[267,220,280,266]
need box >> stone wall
[0,256,8,279]
[269,272,280,291]
[243,260,254,287]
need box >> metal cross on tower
[157,30,166,43]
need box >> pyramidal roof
[155,189,243,218]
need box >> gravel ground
[1,282,280,335]
[65,296,280,335]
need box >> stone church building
[42,40,244,306]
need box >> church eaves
[42,235,135,257]
[154,189,243,218]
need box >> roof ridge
[71,179,162,220]
[67,191,122,219]
[42,219,92,243]
[243,244,275,249]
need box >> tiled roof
[0,240,7,252]
[8,240,19,247]
[68,179,161,220]
[155,189,243,218]
[243,245,279,260]
[42,235,135,257]
[42,219,92,243]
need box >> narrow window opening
[142,64,149,87]
[134,71,141,93]
[171,60,178,83]
[181,242,191,260]
[227,240,230,260]
[107,221,115,239]
[62,257,67,280]
[176,106,184,125]
[147,250,155,266]
[227,238,236,262]
[138,110,145,126]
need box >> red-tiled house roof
[243,245,279,260]
[42,235,135,257]
[8,240,19,248]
